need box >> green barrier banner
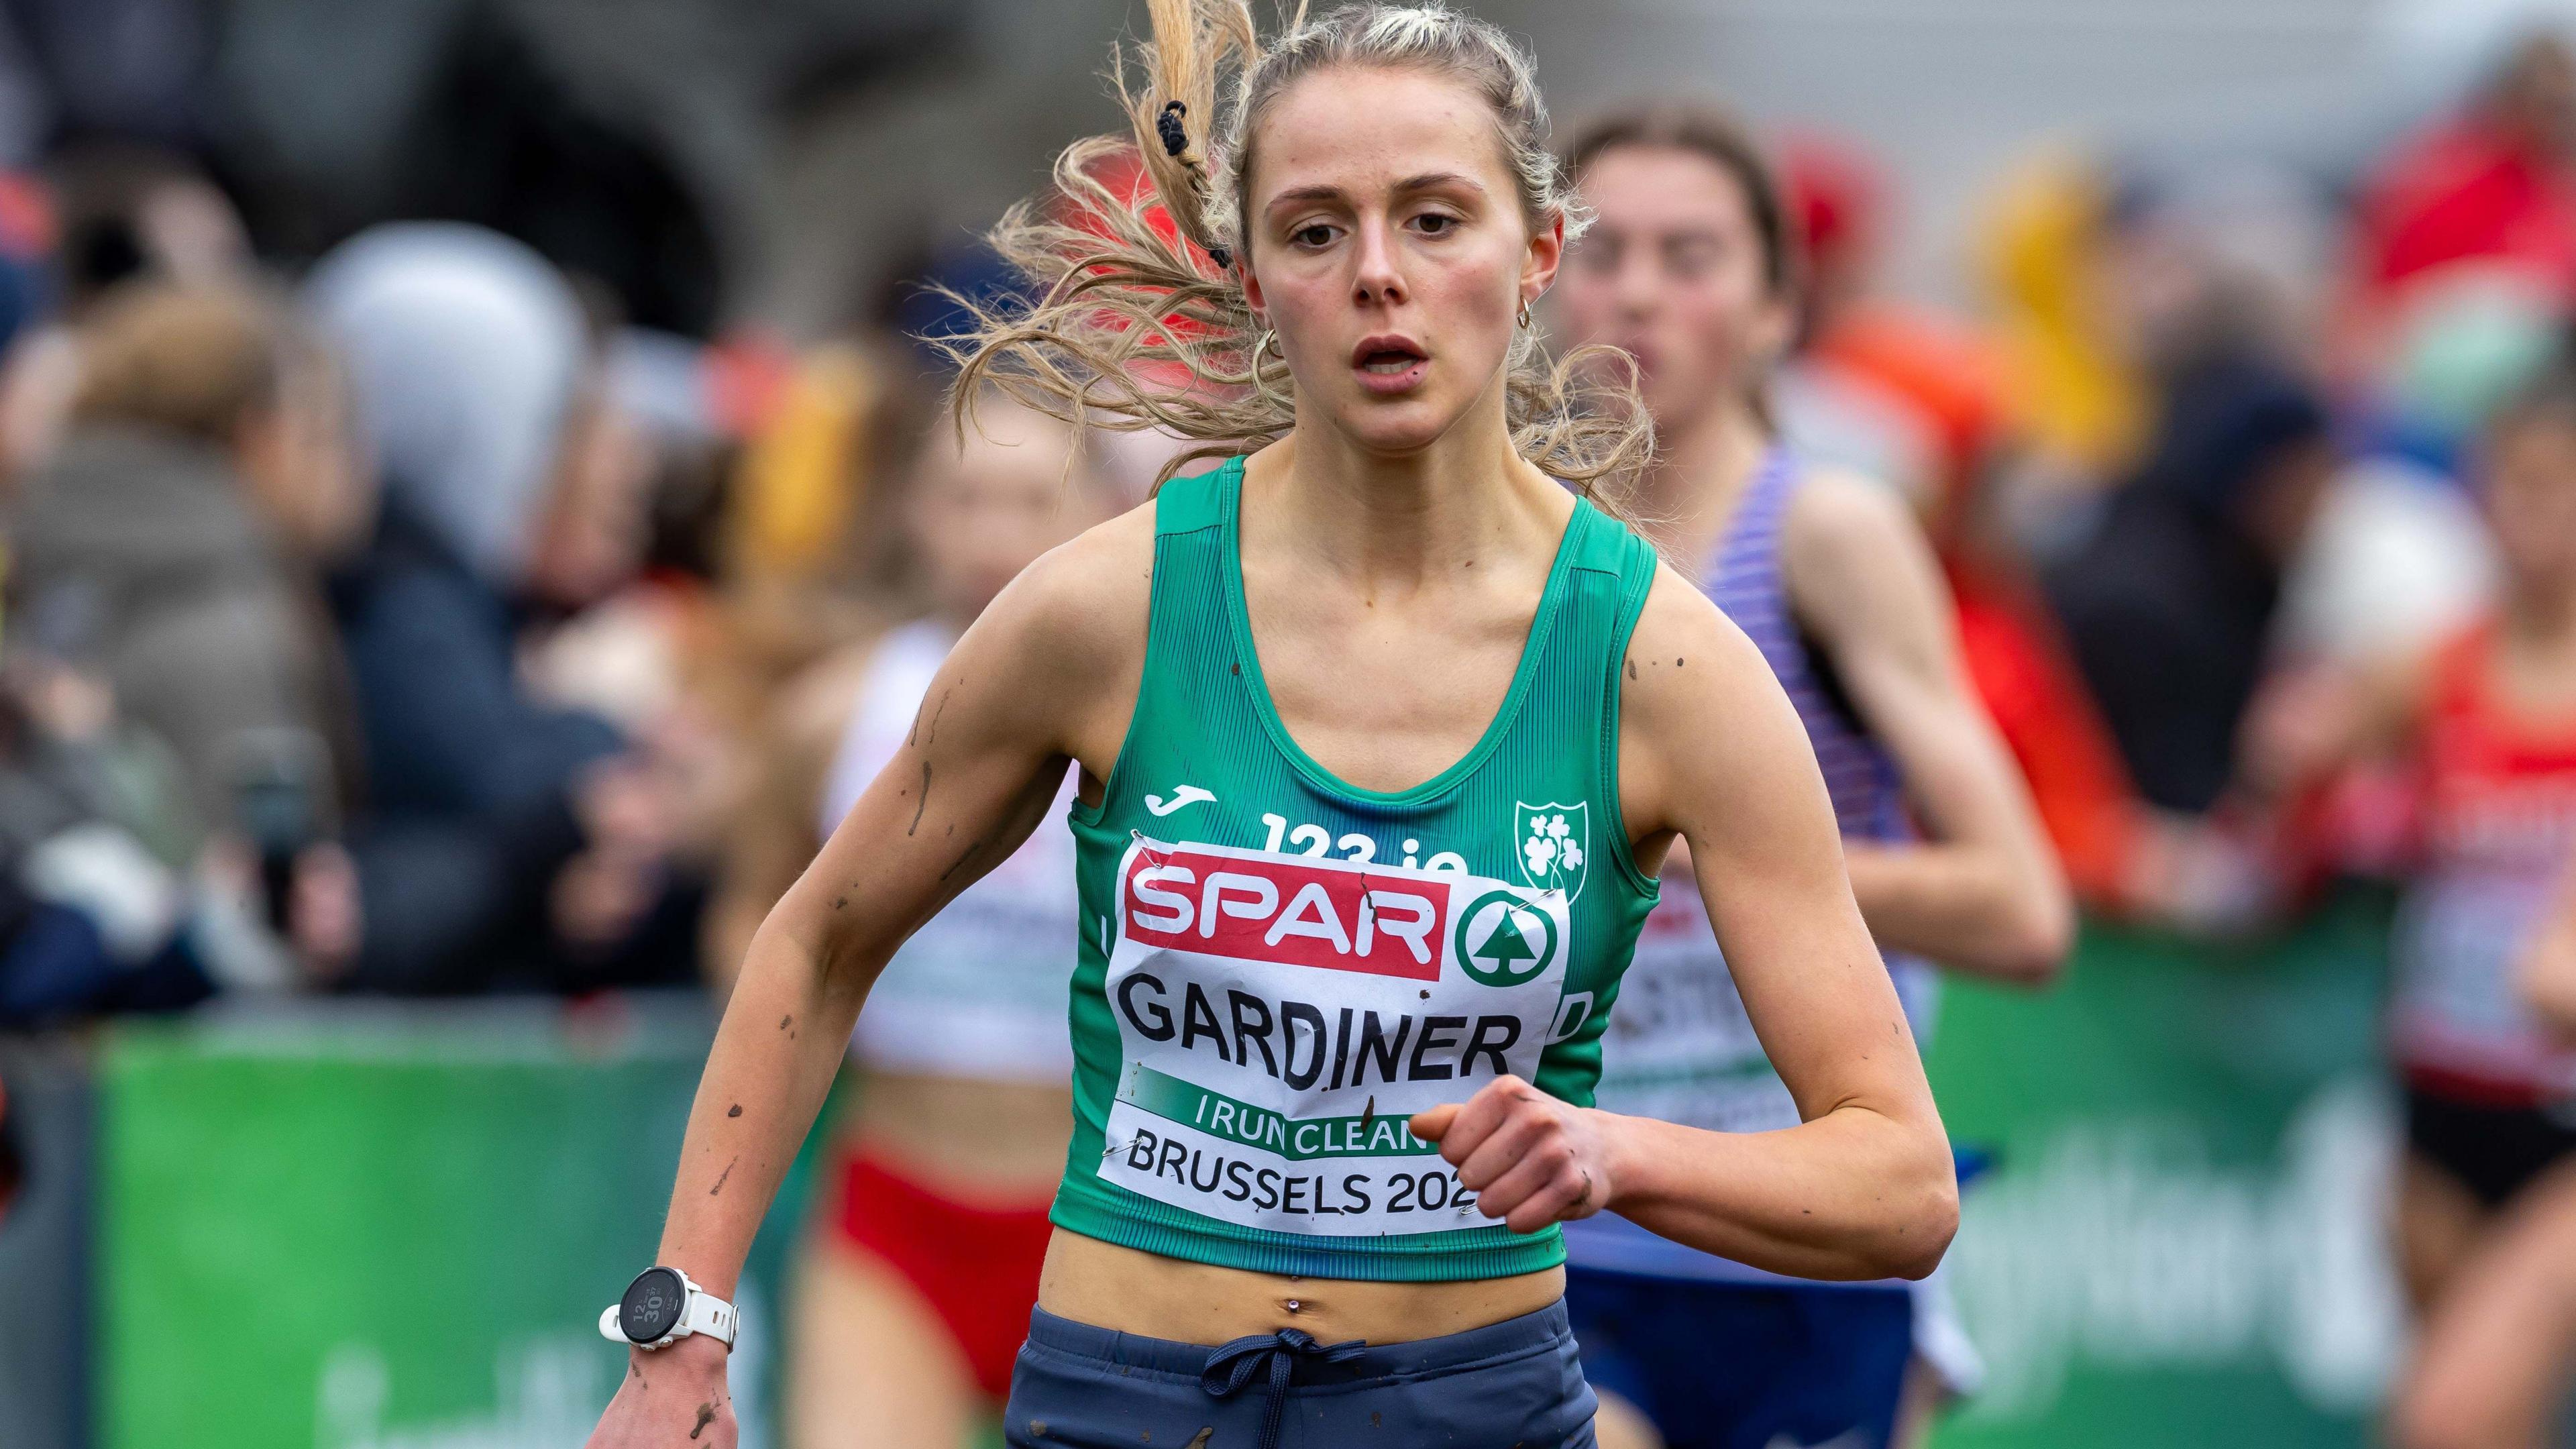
[97,997,814,1449]
[1927,886,2403,1449]
[0,1037,93,1449]
[83,892,2416,1448]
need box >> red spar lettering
[1123,847,1445,980]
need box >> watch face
[620,1267,687,1344]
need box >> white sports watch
[599,1267,737,1352]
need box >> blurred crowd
[0,22,2560,1022]
[1771,31,2576,941]
[0,1,2564,1442]
[0,195,947,1018]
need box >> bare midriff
[845,1072,1566,1344]
[840,1070,1072,1196]
[1035,1229,1566,1347]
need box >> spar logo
[1122,844,1446,981]
[1453,890,1558,986]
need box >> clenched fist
[1411,1075,1618,1235]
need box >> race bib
[1097,836,1578,1238]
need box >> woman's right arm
[1605,568,1958,1279]
[2522,858,2576,1044]
[1415,568,1956,1281]
[584,511,1150,1448]
[2235,641,2434,801]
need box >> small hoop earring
[1517,299,1534,329]
[1256,329,1283,362]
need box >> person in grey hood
[310,221,682,995]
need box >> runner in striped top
[1552,103,2074,1449]
[1711,450,1909,837]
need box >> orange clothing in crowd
[1949,564,2145,910]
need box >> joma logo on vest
[1122,847,1446,981]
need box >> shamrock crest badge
[1513,801,1589,905]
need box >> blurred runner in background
[2375,855,2576,1449]
[2247,360,2576,1449]
[782,394,1118,1448]
[1552,103,2072,1449]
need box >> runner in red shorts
[2251,362,2576,1449]
[788,396,1120,1446]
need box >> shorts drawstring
[1199,1327,1366,1449]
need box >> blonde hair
[74,280,288,445]
[941,1,1652,498]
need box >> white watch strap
[598,1273,739,1350]
[680,1285,738,1346]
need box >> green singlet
[1051,457,1662,1281]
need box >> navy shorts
[1003,1300,1599,1448]
[1564,1267,1915,1449]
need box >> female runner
[584,6,1955,1446]
[2247,364,2576,1449]
[785,397,1120,1446]
[1550,105,2072,1449]
[2384,849,2576,1449]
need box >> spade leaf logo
[1454,889,1559,987]
[1513,801,1589,904]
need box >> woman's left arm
[1784,471,2074,984]
[1415,568,1957,1281]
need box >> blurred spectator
[9,282,355,839]
[2355,31,2576,310]
[519,327,772,963]
[716,338,900,684]
[0,653,261,1022]
[0,167,60,489]
[2047,356,2335,816]
[309,221,688,995]
[47,144,253,315]
[0,146,256,498]
[700,336,926,979]
[1976,154,2151,501]
[2273,277,2516,673]
[1773,133,1955,510]
[2101,162,2339,387]
[1772,137,2149,912]
[0,168,48,343]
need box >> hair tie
[1154,101,1229,269]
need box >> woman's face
[908,406,1109,621]
[528,387,653,610]
[237,348,373,562]
[2484,412,2576,595]
[1238,66,1557,458]
[1555,144,1791,435]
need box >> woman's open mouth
[1351,335,1429,394]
